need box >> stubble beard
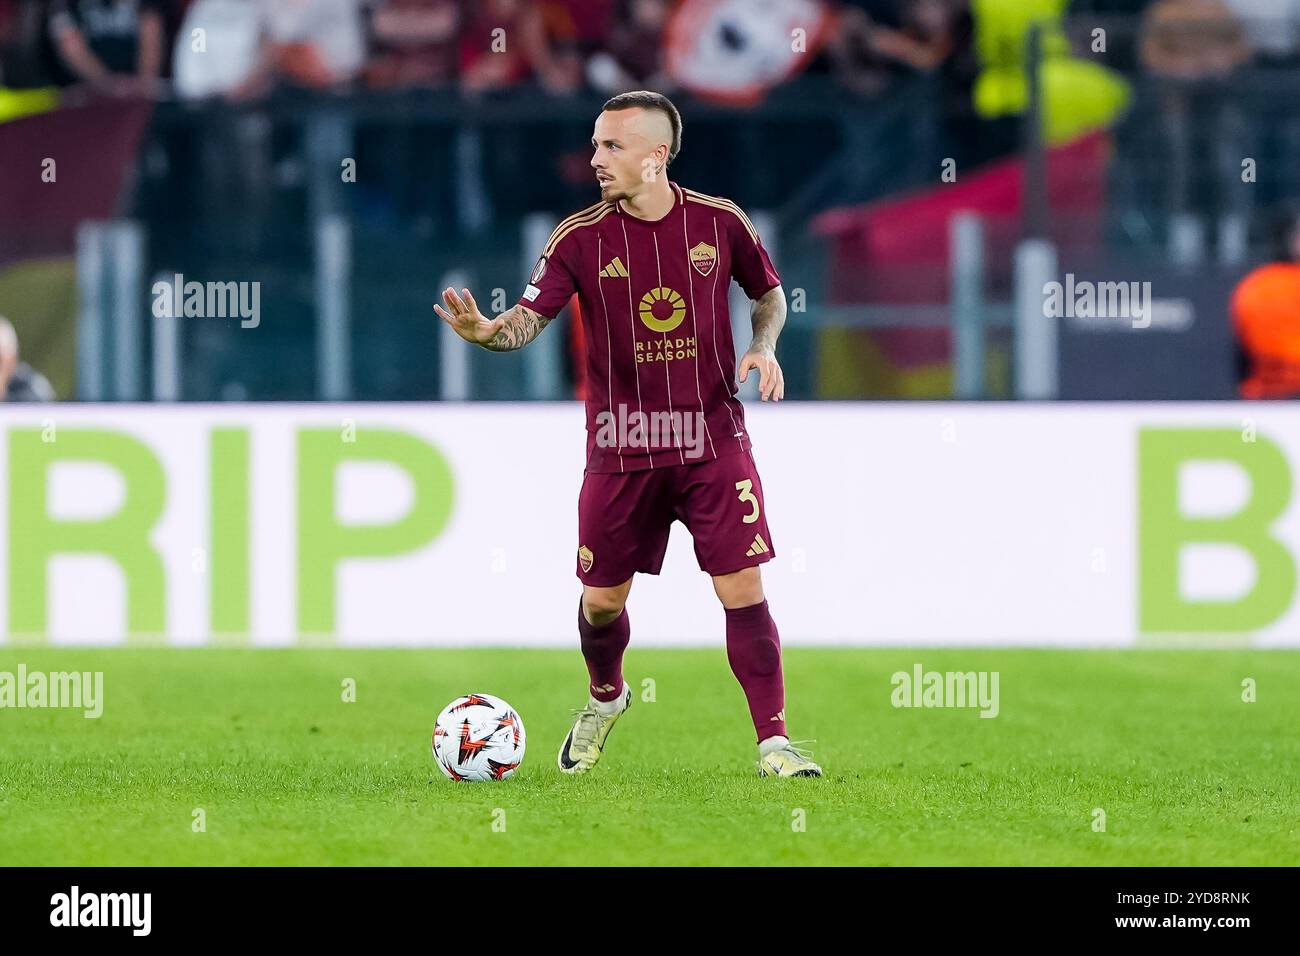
[601,181,631,203]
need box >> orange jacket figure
[1231,263,1300,399]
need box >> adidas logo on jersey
[599,257,629,278]
[746,533,770,557]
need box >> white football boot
[557,682,632,774]
[757,736,823,777]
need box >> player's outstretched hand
[738,346,785,401]
[434,287,506,345]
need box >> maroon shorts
[576,449,775,586]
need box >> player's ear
[656,144,669,175]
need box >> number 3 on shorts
[734,479,760,524]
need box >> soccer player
[435,91,821,778]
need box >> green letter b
[1139,428,1296,632]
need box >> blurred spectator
[825,1,906,98]
[0,316,56,402]
[171,0,260,99]
[1140,0,1250,79]
[587,0,670,93]
[826,1,994,165]
[876,0,981,150]
[229,0,366,99]
[48,0,165,96]
[459,0,532,93]
[526,0,615,94]
[1221,0,1300,66]
[365,0,459,89]
[1,0,52,88]
[1140,0,1251,223]
[865,0,971,73]
[160,0,194,60]
[1232,207,1300,399]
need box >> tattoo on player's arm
[748,286,787,355]
[482,305,551,352]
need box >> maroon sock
[578,596,630,702]
[725,599,787,742]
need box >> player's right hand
[434,287,506,345]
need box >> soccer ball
[432,693,526,782]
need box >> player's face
[591,109,664,202]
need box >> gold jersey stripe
[544,203,615,256]
[689,195,759,244]
[685,195,759,245]
[685,189,759,236]
[683,189,759,244]
[548,199,609,237]
[544,202,612,255]
[540,201,609,256]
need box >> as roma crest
[578,545,594,573]
[689,242,717,277]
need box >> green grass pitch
[1,647,1297,866]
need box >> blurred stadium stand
[1,0,1299,401]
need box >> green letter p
[297,429,454,636]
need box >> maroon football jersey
[518,181,781,473]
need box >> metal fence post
[1022,24,1049,240]
[1217,212,1247,267]
[316,214,352,401]
[108,220,145,401]
[951,213,985,399]
[75,222,108,401]
[151,270,181,402]
[1014,238,1059,399]
[1169,213,1206,268]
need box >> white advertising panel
[1,403,1296,646]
